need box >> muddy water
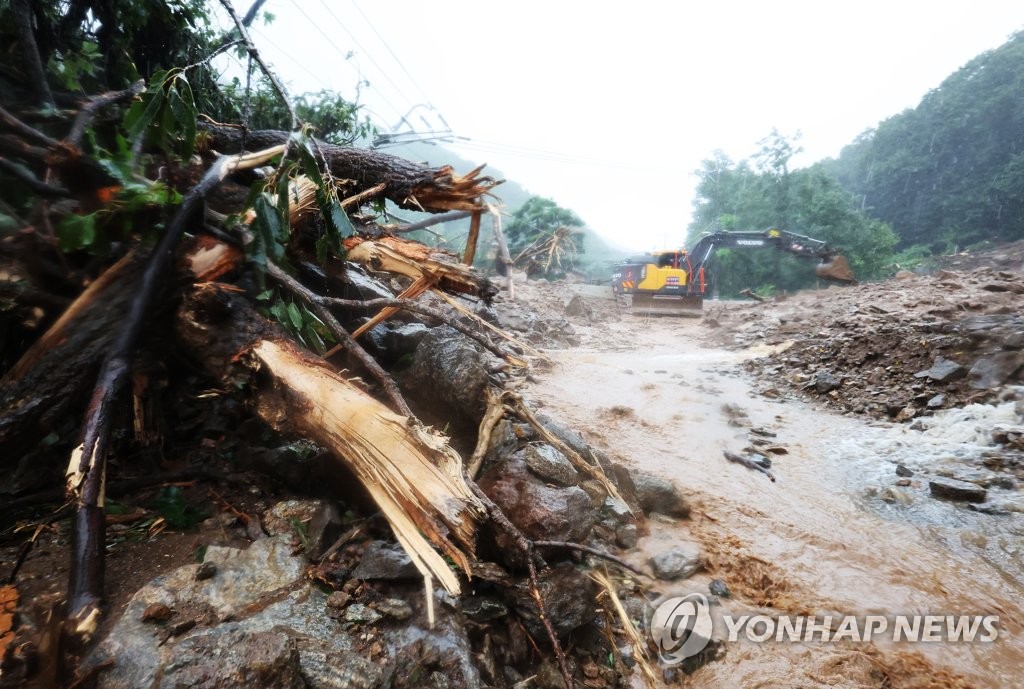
[527,318,1023,688]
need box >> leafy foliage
[505,196,586,278]
[826,31,1024,249]
[689,133,896,296]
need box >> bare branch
[217,0,298,130]
[0,157,69,197]
[265,261,414,417]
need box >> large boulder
[478,458,596,543]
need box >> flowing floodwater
[526,318,1023,688]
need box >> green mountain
[825,30,1024,251]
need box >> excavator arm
[611,227,856,315]
[686,228,856,283]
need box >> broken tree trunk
[177,284,486,596]
[198,123,501,213]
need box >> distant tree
[689,134,896,296]
[505,196,586,278]
[828,31,1024,249]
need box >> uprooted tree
[0,2,656,688]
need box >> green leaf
[57,213,97,251]
[167,80,197,160]
[325,199,354,238]
[125,88,165,143]
[286,301,304,330]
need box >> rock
[814,370,841,393]
[709,579,731,598]
[896,478,913,487]
[895,405,918,422]
[880,487,912,505]
[460,595,508,623]
[262,499,325,538]
[510,563,597,638]
[344,603,382,625]
[615,523,639,549]
[162,630,305,689]
[895,270,917,279]
[968,352,1024,390]
[913,357,967,383]
[927,394,946,409]
[141,603,172,623]
[564,294,593,319]
[400,326,494,425]
[517,443,579,487]
[306,502,344,562]
[382,322,430,356]
[895,464,914,477]
[631,471,689,518]
[352,541,419,582]
[650,544,702,580]
[479,458,596,543]
[929,477,988,503]
[602,496,633,521]
[89,535,381,689]
[376,598,413,621]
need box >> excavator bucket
[815,255,856,284]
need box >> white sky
[225,1,1024,251]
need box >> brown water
[526,317,1024,688]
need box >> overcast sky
[224,1,1024,251]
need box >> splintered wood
[178,288,486,595]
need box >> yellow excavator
[611,228,856,313]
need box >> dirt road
[524,304,1023,688]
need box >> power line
[309,0,421,123]
[284,0,406,121]
[347,0,436,109]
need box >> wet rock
[401,326,494,425]
[263,499,324,537]
[880,486,912,504]
[709,579,731,598]
[895,464,914,477]
[615,523,639,549]
[325,591,351,617]
[141,603,172,623]
[162,630,305,689]
[510,563,597,638]
[968,352,1024,390]
[631,471,689,518]
[814,370,841,393]
[306,502,344,561]
[479,458,596,543]
[650,544,702,580]
[460,595,507,622]
[895,405,918,422]
[344,603,382,625]
[564,294,593,319]
[383,322,430,356]
[89,536,373,689]
[927,394,946,409]
[352,541,419,582]
[377,598,413,621]
[929,477,988,503]
[913,357,967,383]
[517,443,579,487]
[195,561,217,581]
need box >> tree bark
[198,122,500,213]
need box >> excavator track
[629,293,703,316]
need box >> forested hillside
[827,30,1024,251]
[684,30,1023,298]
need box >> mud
[515,266,1024,687]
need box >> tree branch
[265,261,414,417]
[65,144,285,640]
[65,80,145,148]
[0,157,69,197]
[217,0,298,130]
